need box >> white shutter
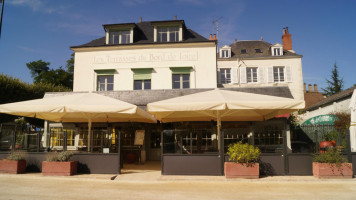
[240,67,247,84]
[231,68,238,84]
[268,66,274,83]
[286,66,292,82]
[258,66,265,83]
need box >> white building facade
[71,20,217,92]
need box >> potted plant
[225,142,261,179]
[0,151,26,174]
[313,148,352,178]
[42,151,77,176]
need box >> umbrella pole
[217,113,225,175]
[88,119,92,152]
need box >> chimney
[304,83,306,93]
[260,36,263,41]
[139,16,142,23]
[308,84,312,92]
[213,34,217,40]
[314,84,318,92]
[174,15,177,20]
[282,27,292,50]
[209,34,213,40]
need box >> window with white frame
[273,48,281,56]
[134,80,151,90]
[246,67,258,83]
[222,50,229,58]
[109,30,130,44]
[97,75,114,91]
[172,74,190,89]
[220,68,231,84]
[157,26,179,42]
[273,66,285,82]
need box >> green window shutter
[94,69,116,75]
[132,68,153,80]
[170,67,192,74]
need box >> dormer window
[157,26,179,42]
[219,45,231,58]
[152,20,184,43]
[271,43,283,56]
[103,23,135,45]
[109,30,130,45]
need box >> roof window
[255,49,262,53]
[241,49,247,54]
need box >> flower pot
[319,141,334,149]
[224,162,259,179]
[0,160,26,174]
[42,161,77,176]
[313,162,353,179]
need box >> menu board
[134,130,145,146]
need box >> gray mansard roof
[45,86,294,109]
[71,20,213,49]
[223,40,301,59]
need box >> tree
[26,60,50,82]
[26,54,74,89]
[322,63,344,96]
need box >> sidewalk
[1,172,355,183]
[1,172,356,200]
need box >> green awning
[132,68,153,80]
[94,69,116,75]
[170,67,192,74]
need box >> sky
[0,0,356,90]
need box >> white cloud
[17,45,44,53]
[8,0,57,14]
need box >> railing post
[346,129,352,163]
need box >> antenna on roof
[212,17,222,41]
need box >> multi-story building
[71,19,217,92]
[217,27,304,101]
[9,20,308,175]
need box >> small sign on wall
[103,148,110,154]
[134,130,145,146]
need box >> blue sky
[0,0,355,90]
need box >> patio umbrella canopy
[0,93,156,123]
[147,89,305,122]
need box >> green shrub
[323,130,339,141]
[7,151,26,161]
[227,142,261,164]
[313,148,347,166]
[46,151,74,162]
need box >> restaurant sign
[302,114,336,125]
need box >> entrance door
[147,130,161,161]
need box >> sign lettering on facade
[302,114,336,125]
[94,52,198,64]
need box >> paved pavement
[1,172,356,200]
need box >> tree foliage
[322,63,344,96]
[26,54,74,89]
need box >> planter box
[0,160,26,174]
[313,162,353,179]
[224,162,259,179]
[42,161,77,176]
